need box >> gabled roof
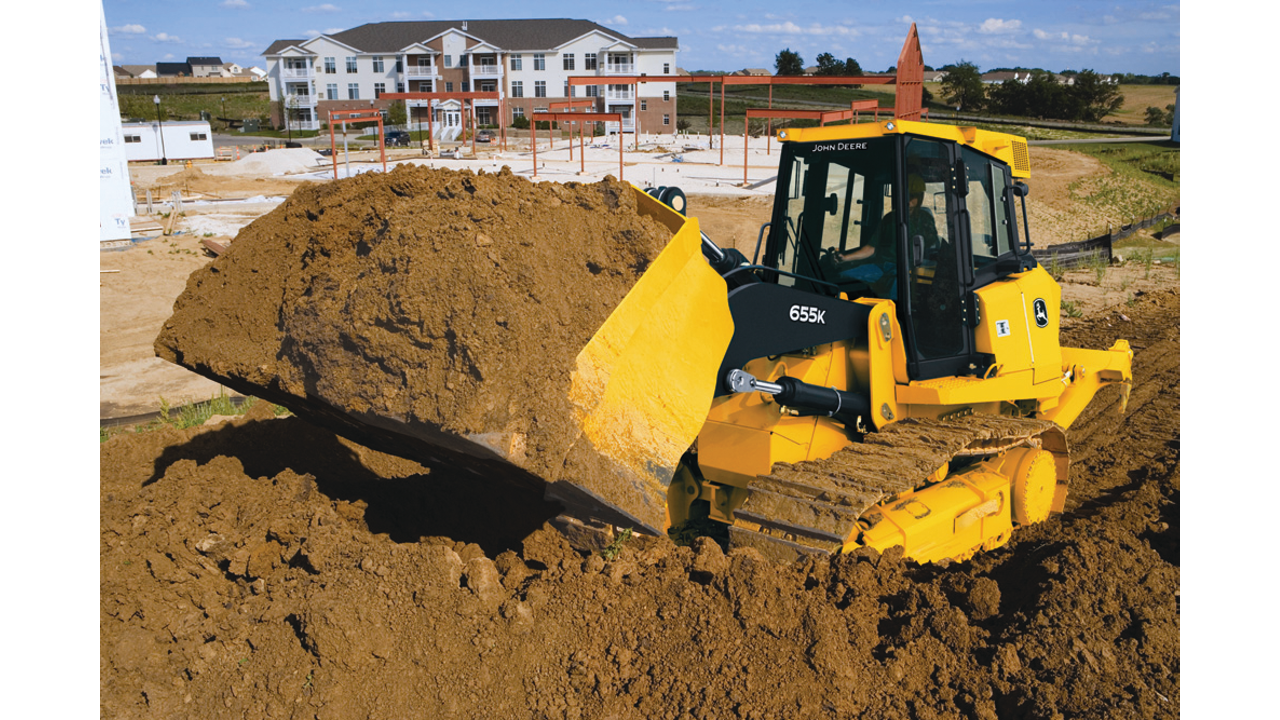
[264,39,309,55]
[265,19,677,56]
[187,56,223,66]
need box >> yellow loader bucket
[545,189,736,533]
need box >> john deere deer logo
[1032,299,1049,328]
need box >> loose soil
[155,165,671,490]
[103,146,1179,719]
[101,269,1179,718]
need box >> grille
[1012,140,1031,174]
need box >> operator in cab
[833,174,937,299]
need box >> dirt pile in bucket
[155,165,671,485]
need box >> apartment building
[263,19,679,135]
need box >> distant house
[737,68,772,77]
[188,57,226,77]
[122,65,157,79]
[980,71,1030,84]
[921,70,948,82]
[156,61,190,77]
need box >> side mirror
[826,193,839,216]
[1012,181,1030,198]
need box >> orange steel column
[719,79,725,166]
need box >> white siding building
[120,121,215,162]
[263,19,680,135]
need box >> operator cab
[761,128,1036,381]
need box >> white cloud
[221,0,250,8]
[715,43,754,58]
[978,19,1022,34]
[724,22,860,37]
[303,4,340,12]
[151,32,182,43]
[224,37,257,49]
[666,4,696,10]
[601,15,628,26]
[392,10,433,18]
[111,24,146,34]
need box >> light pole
[153,95,168,165]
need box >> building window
[512,106,525,120]
[510,54,522,71]
[374,82,386,98]
[346,56,357,73]
[563,54,575,71]
[585,85,598,97]
[124,135,141,143]
[396,82,405,93]
[324,57,336,74]
[190,132,208,141]
[511,81,523,98]
[459,54,468,68]
[663,114,670,126]
[663,63,670,74]
[663,90,670,101]
[533,53,545,71]
[477,107,492,125]
[640,100,647,111]
[534,80,546,97]
[568,83,575,98]
[347,83,359,100]
[584,53,597,70]
[445,81,453,92]
[373,56,384,73]
[479,80,496,92]
[444,55,452,68]
[395,59,403,72]
[461,81,470,92]
[326,83,338,99]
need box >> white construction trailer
[121,120,215,162]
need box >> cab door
[902,136,974,380]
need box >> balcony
[604,63,635,74]
[471,64,503,77]
[282,67,314,80]
[287,118,321,131]
[285,93,317,107]
[405,65,439,79]
[605,87,634,102]
[604,120,636,133]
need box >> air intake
[1012,139,1031,174]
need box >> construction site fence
[117,76,261,85]
[1030,206,1179,270]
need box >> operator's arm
[838,245,875,263]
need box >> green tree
[775,48,804,76]
[1071,69,1124,122]
[814,52,842,75]
[940,61,985,112]
[387,100,407,128]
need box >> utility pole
[153,94,168,165]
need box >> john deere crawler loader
[553,119,1131,563]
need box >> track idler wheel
[1008,448,1058,525]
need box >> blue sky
[101,1,1181,76]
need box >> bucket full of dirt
[155,165,733,533]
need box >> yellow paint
[569,186,735,528]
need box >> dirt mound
[146,165,310,199]
[155,165,671,487]
[103,272,1180,718]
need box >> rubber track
[728,414,1064,563]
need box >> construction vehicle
[164,117,1130,565]
[548,118,1132,564]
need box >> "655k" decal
[789,304,827,324]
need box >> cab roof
[778,120,1031,178]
